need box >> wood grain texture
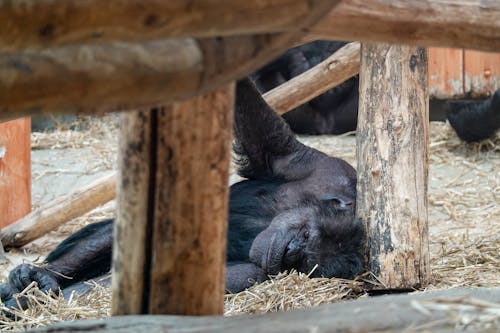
[313,0,500,52]
[0,118,31,227]
[0,1,337,120]
[464,50,500,96]
[264,42,360,115]
[21,288,500,333]
[1,1,499,52]
[113,84,234,316]
[428,48,464,98]
[0,0,323,52]
[0,172,116,248]
[357,44,430,289]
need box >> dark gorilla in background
[253,40,499,141]
[0,79,364,310]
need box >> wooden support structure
[112,84,234,315]
[0,172,116,249]
[20,288,500,333]
[0,118,31,227]
[356,44,430,289]
[1,0,499,53]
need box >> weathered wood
[0,1,336,121]
[428,48,464,98]
[112,84,234,315]
[313,0,500,52]
[356,44,430,289]
[26,288,500,333]
[0,118,31,227]
[1,1,499,53]
[0,0,328,52]
[0,172,116,249]
[264,42,360,115]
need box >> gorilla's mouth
[264,231,294,275]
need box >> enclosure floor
[1,117,498,329]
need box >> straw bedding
[1,117,498,331]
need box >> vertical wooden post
[357,44,430,289]
[112,84,234,315]
[0,118,31,227]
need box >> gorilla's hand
[0,264,60,313]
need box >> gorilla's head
[249,195,365,278]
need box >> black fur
[446,90,500,142]
[1,79,364,306]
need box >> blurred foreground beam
[0,0,498,52]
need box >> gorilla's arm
[0,219,113,309]
[234,79,321,181]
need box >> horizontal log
[312,0,500,51]
[24,288,500,333]
[0,172,116,248]
[0,2,337,120]
[0,1,499,52]
[0,0,318,52]
[264,42,360,115]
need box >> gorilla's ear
[319,194,353,209]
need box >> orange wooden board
[464,50,500,96]
[0,118,31,227]
[428,47,464,98]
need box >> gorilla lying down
[253,40,500,142]
[0,79,364,310]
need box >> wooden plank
[0,0,330,52]
[21,288,500,333]
[0,172,116,249]
[312,0,500,52]
[428,47,464,98]
[1,1,500,53]
[0,118,31,227]
[464,50,500,96]
[112,84,234,315]
[357,44,430,289]
[0,2,336,121]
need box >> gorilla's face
[249,196,365,279]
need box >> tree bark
[112,84,234,315]
[0,172,116,249]
[356,44,430,289]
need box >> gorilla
[0,79,364,310]
[446,90,500,142]
[252,40,499,142]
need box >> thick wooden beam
[264,42,360,115]
[21,288,500,333]
[112,84,234,315]
[0,1,337,121]
[0,1,327,52]
[0,172,116,249]
[356,44,430,289]
[1,1,499,53]
[313,0,500,52]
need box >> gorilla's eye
[304,230,310,239]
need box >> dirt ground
[0,115,498,330]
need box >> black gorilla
[250,40,359,135]
[252,40,499,142]
[0,79,364,310]
[446,90,500,142]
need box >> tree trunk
[356,44,430,289]
[112,84,234,315]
